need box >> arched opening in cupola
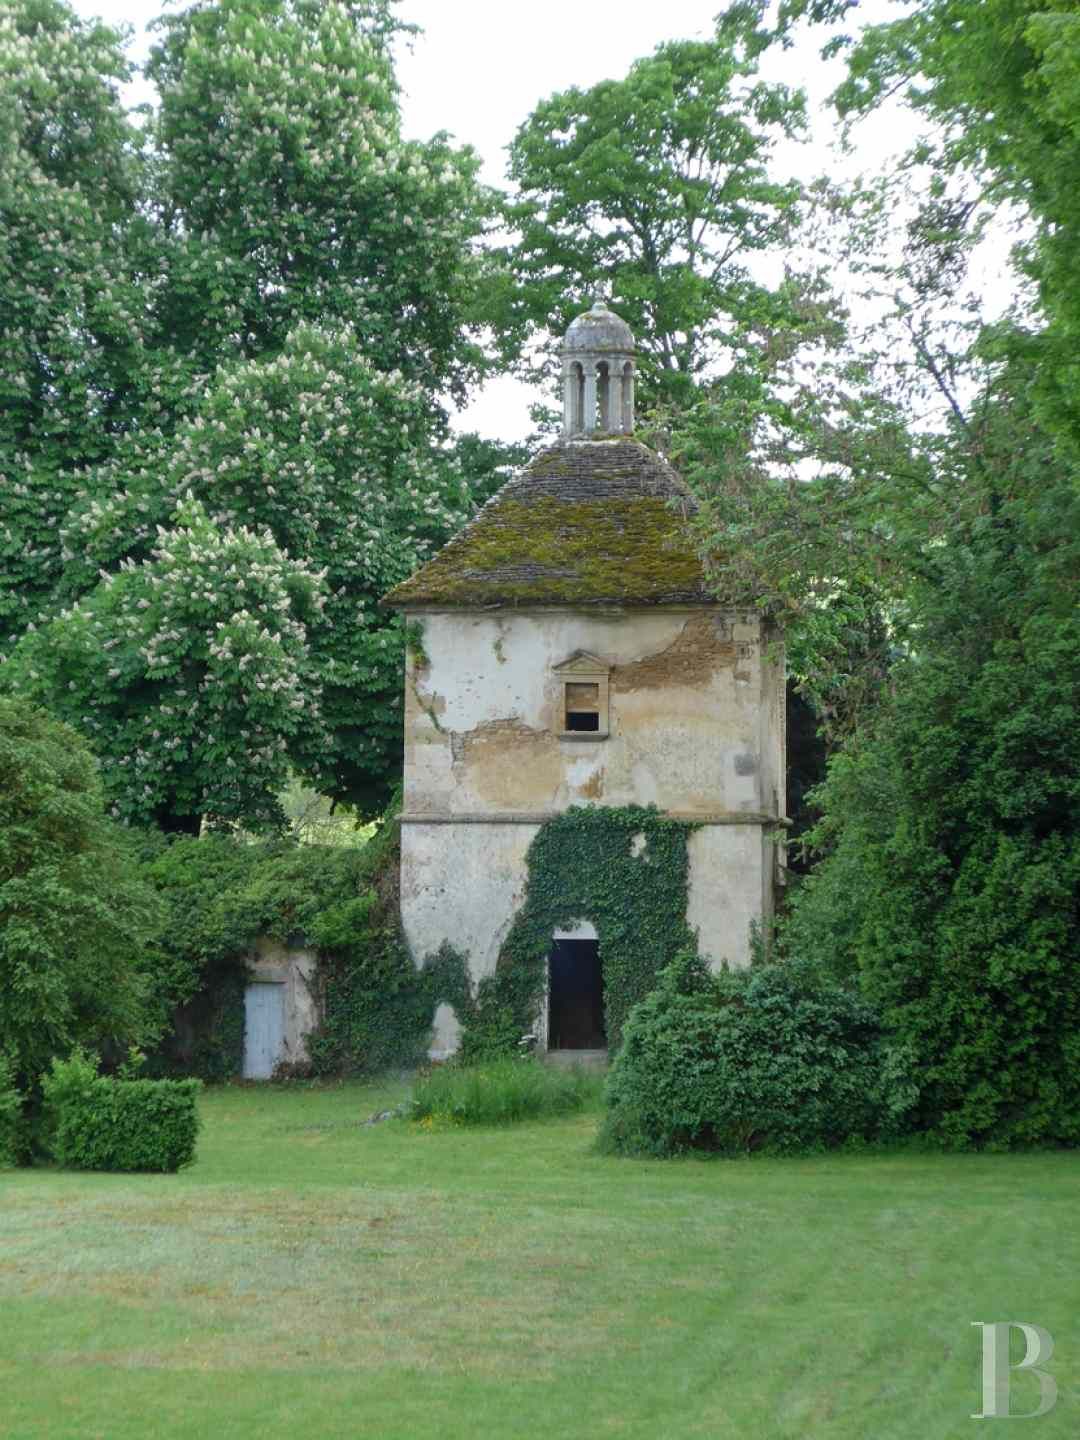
[597,360,612,432]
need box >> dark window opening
[565,681,600,732]
[566,710,599,732]
[548,939,606,1050]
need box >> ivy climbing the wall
[460,805,700,1058]
[141,803,701,1076]
[141,796,471,1080]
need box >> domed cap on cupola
[562,300,635,354]
[560,301,636,438]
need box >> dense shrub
[783,614,1080,1149]
[310,929,435,1076]
[140,801,473,1080]
[301,819,472,1075]
[0,698,163,1093]
[455,1000,526,1066]
[140,807,393,1079]
[599,952,910,1157]
[139,829,374,1019]
[152,963,249,1084]
[0,1054,21,1167]
[42,1050,201,1173]
[410,1057,600,1127]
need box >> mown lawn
[2,1080,1078,1439]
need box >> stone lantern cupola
[561,300,635,437]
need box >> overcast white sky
[69,0,939,440]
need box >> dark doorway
[548,939,606,1050]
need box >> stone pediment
[552,651,609,676]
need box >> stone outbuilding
[241,938,319,1079]
[383,303,786,1058]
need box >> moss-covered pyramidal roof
[383,437,712,609]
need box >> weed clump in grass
[409,1057,600,1127]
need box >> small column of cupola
[560,301,636,437]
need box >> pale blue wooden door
[243,982,286,1079]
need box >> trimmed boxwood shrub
[598,951,915,1157]
[42,1051,201,1172]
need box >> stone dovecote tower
[383,303,785,1059]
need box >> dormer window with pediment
[553,651,610,739]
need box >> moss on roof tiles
[383,438,712,609]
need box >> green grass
[409,1057,600,1125]
[1,1080,1078,1439]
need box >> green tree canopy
[9,500,325,832]
[498,8,811,408]
[0,0,152,652]
[785,0,1080,457]
[146,0,491,396]
[50,326,473,817]
[697,0,1080,1146]
[782,560,1080,1148]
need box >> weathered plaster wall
[403,607,782,819]
[399,606,785,1055]
[401,821,539,1057]
[686,826,772,969]
[401,819,538,981]
[247,939,318,1067]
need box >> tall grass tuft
[409,1057,601,1127]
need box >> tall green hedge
[782,614,1080,1149]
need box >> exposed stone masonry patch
[612,614,737,692]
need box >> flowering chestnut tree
[9,500,326,832]
[0,0,156,653]
[58,327,470,815]
[145,0,490,395]
[1,0,500,829]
